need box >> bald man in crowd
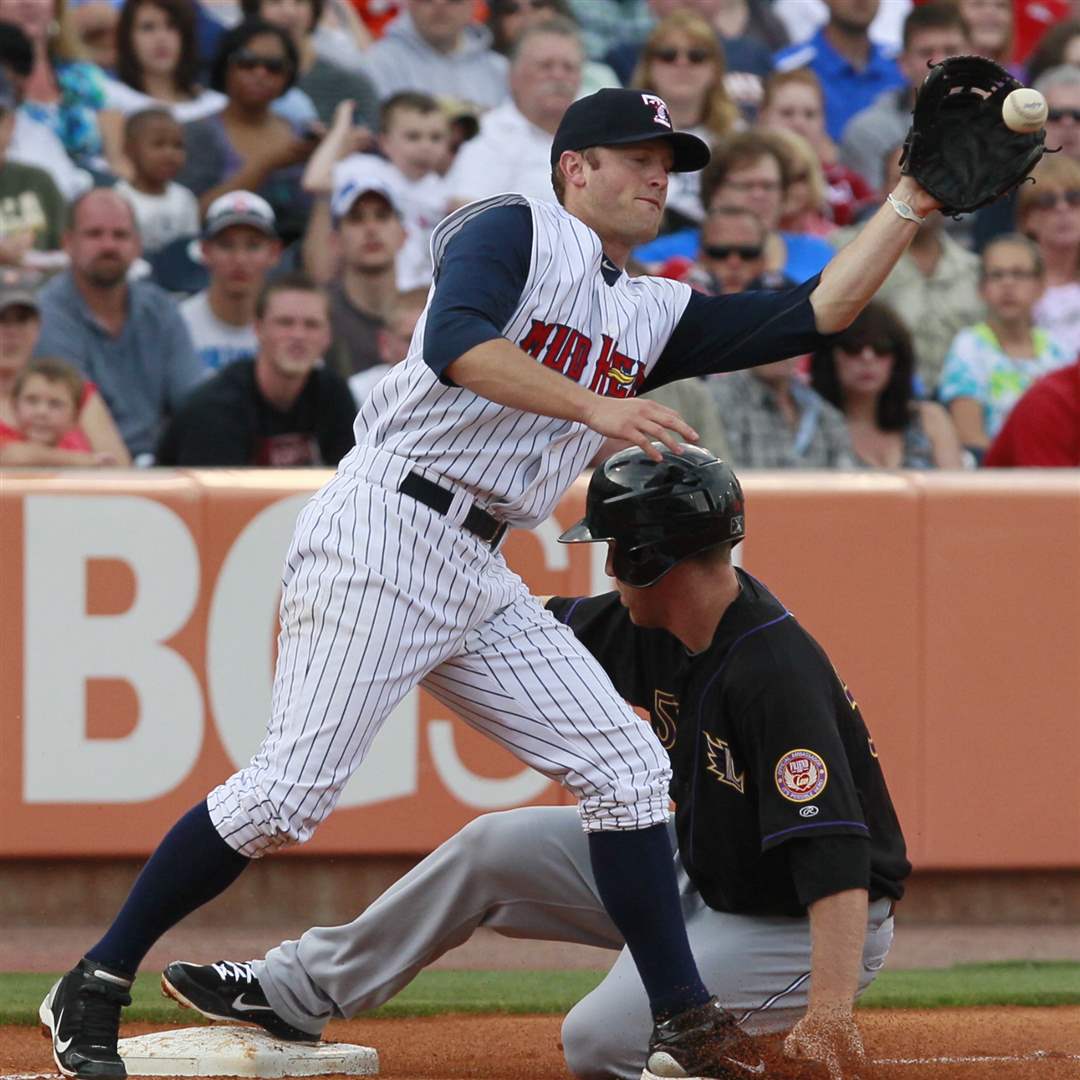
[34,188,202,462]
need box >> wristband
[887,193,926,225]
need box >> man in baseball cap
[180,190,283,373]
[324,171,407,377]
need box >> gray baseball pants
[253,805,894,1080]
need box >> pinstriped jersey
[344,194,693,529]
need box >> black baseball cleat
[39,958,133,1079]
[642,997,765,1080]
[161,960,319,1043]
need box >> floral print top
[22,61,108,170]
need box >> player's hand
[580,397,698,461]
[783,1006,866,1080]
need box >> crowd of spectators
[0,0,1078,471]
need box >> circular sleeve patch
[775,748,828,803]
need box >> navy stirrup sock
[588,824,710,1021]
[86,801,250,978]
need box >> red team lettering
[518,319,645,398]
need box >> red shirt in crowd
[984,361,1080,467]
[824,161,874,227]
[0,419,93,452]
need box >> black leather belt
[399,470,508,548]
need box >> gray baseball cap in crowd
[0,266,43,313]
[203,190,277,239]
[331,172,403,225]
[551,88,711,173]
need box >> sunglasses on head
[650,46,712,64]
[703,244,762,261]
[1048,108,1080,123]
[1029,189,1080,211]
[231,50,289,75]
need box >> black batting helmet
[559,444,745,587]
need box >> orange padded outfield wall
[1,470,1078,869]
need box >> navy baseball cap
[551,88,711,173]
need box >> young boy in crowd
[0,357,118,466]
[347,286,428,407]
[114,109,201,255]
[303,91,451,289]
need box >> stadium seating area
[0,0,1077,471]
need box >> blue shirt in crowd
[34,272,204,459]
[774,28,905,142]
[632,228,834,284]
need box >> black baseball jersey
[548,570,910,917]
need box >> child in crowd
[939,234,1072,457]
[347,286,428,407]
[114,108,200,254]
[0,358,115,464]
[303,91,451,289]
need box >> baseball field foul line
[873,1050,1080,1066]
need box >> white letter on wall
[24,495,202,802]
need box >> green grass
[6,962,1080,1026]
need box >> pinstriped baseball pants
[206,451,671,857]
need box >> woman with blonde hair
[1018,152,1080,363]
[766,126,833,238]
[631,9,740,229]
[0,0,120,172]
[759,68,873,227]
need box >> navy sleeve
[641,274,833,392]
[423,204,533,385]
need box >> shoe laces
[212,960,256,984]
[79,980,131,1047]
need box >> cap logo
[641,93,672,130]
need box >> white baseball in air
[1002,88,1048,133]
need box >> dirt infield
[4,1007,1080,1080]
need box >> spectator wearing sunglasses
[1035,65,1080,163]
[487,0,618,97]
[810,300,963,469]
[178,18,316,245]
[604,0,783,113]
[1019,152,1080,366]
[240,0,379,129]
[362,0,509,111]
[695,204,791,293]
[630,11,739,230]
[940,235,1071,457]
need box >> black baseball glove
[899,55,1046,217]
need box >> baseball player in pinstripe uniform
[41,87,944,1080]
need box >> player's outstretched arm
[809,177,941,335]
[783,887,870,1080]
[447,339,698,461]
